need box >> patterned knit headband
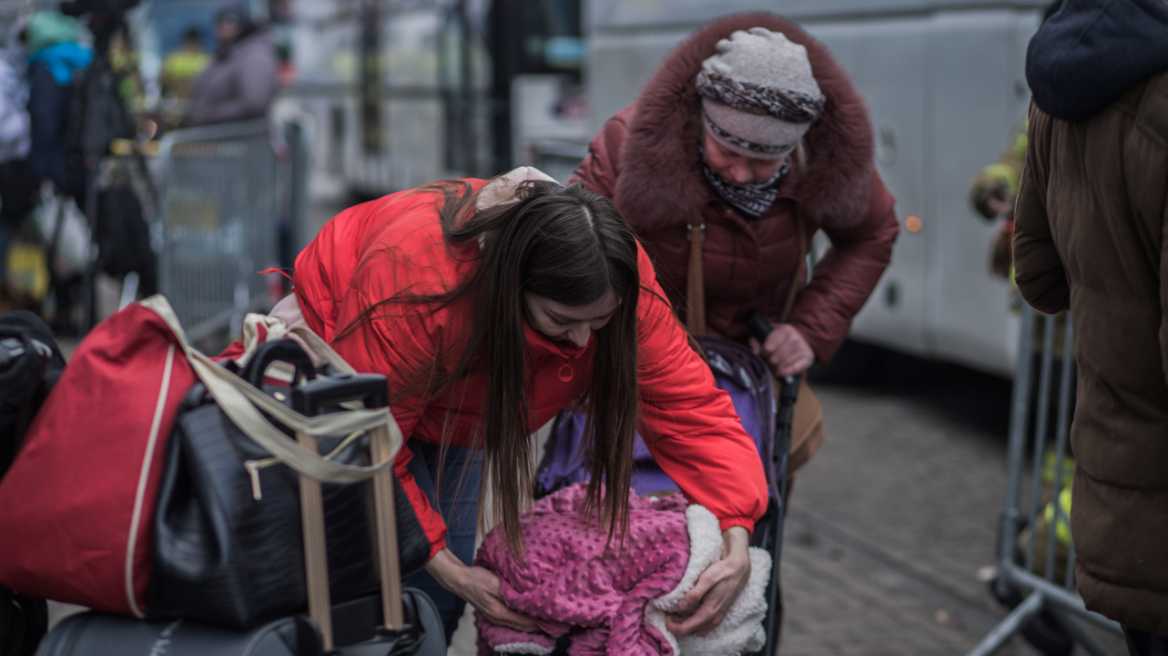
[695,70,825,123]
[702,110,797,157]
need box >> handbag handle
[686,204,810,336]
[240,339,318,388]
[140,295,400,484]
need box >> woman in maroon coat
[572,13,898,474]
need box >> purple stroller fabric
[536,337,776,498]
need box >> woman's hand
[666,526,751,637]
[749,322,814,377]
[424,548,539,633]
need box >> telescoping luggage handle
[292,375,405,652]
[137,296,407,649]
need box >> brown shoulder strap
[781,207,809,322]
[688,204,810,333]
[686,210,707,336]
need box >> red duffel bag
[0,297,199,617]
[0,295,393,619]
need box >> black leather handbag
[148,340,431,630]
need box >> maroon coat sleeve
[569,107,634,199]
[788,171,899,363]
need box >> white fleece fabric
[644,505,771,656]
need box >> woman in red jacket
[285,168,768,641]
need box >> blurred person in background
[160,26,209,100]
[184,3,277,127]
[1013,0,1168,653]
[967,0,1062,281]
[24,11,91,195]
[969,121,1026,279]
[0,19,35,282]
[571,13,898,481]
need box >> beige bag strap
[686,210,707,337]
[140,295,400,484]
[687,205,810,330]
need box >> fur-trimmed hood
[613,13,874,231]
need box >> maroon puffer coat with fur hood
[572,13,898,362]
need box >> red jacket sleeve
[633,247,769,532]
[788,170,900,363]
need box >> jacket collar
[523,319,591,360]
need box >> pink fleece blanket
[474,484,692,655]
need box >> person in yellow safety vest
[160,27,210,100]
[969,120,1027,281]
[1019,452,1073,583]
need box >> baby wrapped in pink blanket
[474,483,770,656]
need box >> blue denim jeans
[403,438,483,644]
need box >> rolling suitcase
[32,332,445,655]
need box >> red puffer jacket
[572,13,899,362]
[292,181,767,559]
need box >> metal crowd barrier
[966,303,1123,656]
[154,119,280,343]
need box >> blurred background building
[0,0,1046,378]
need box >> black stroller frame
[744,309,798,656]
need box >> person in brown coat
[571,12,898,475]
[1013,0,1168,651]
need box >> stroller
[536,313,796,656]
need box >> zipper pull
[244,457,280,500]
[246,461,264,500]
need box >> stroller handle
[741,309,799,396]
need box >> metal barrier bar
[995,304,1033,600]
[1024,315,1057,573]
[969,304,1122,656]
[1046,316,1075,586]
[966,592,1045,656]
[1003,568,1122,634]
[154,119,281,341]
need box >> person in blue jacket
[22,11,91,195]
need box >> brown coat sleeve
[1014,102,1071,314]
[788,171,899,363]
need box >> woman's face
[523,290,619,348]
[701,127,788,186]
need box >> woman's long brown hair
[336,179,641,555]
